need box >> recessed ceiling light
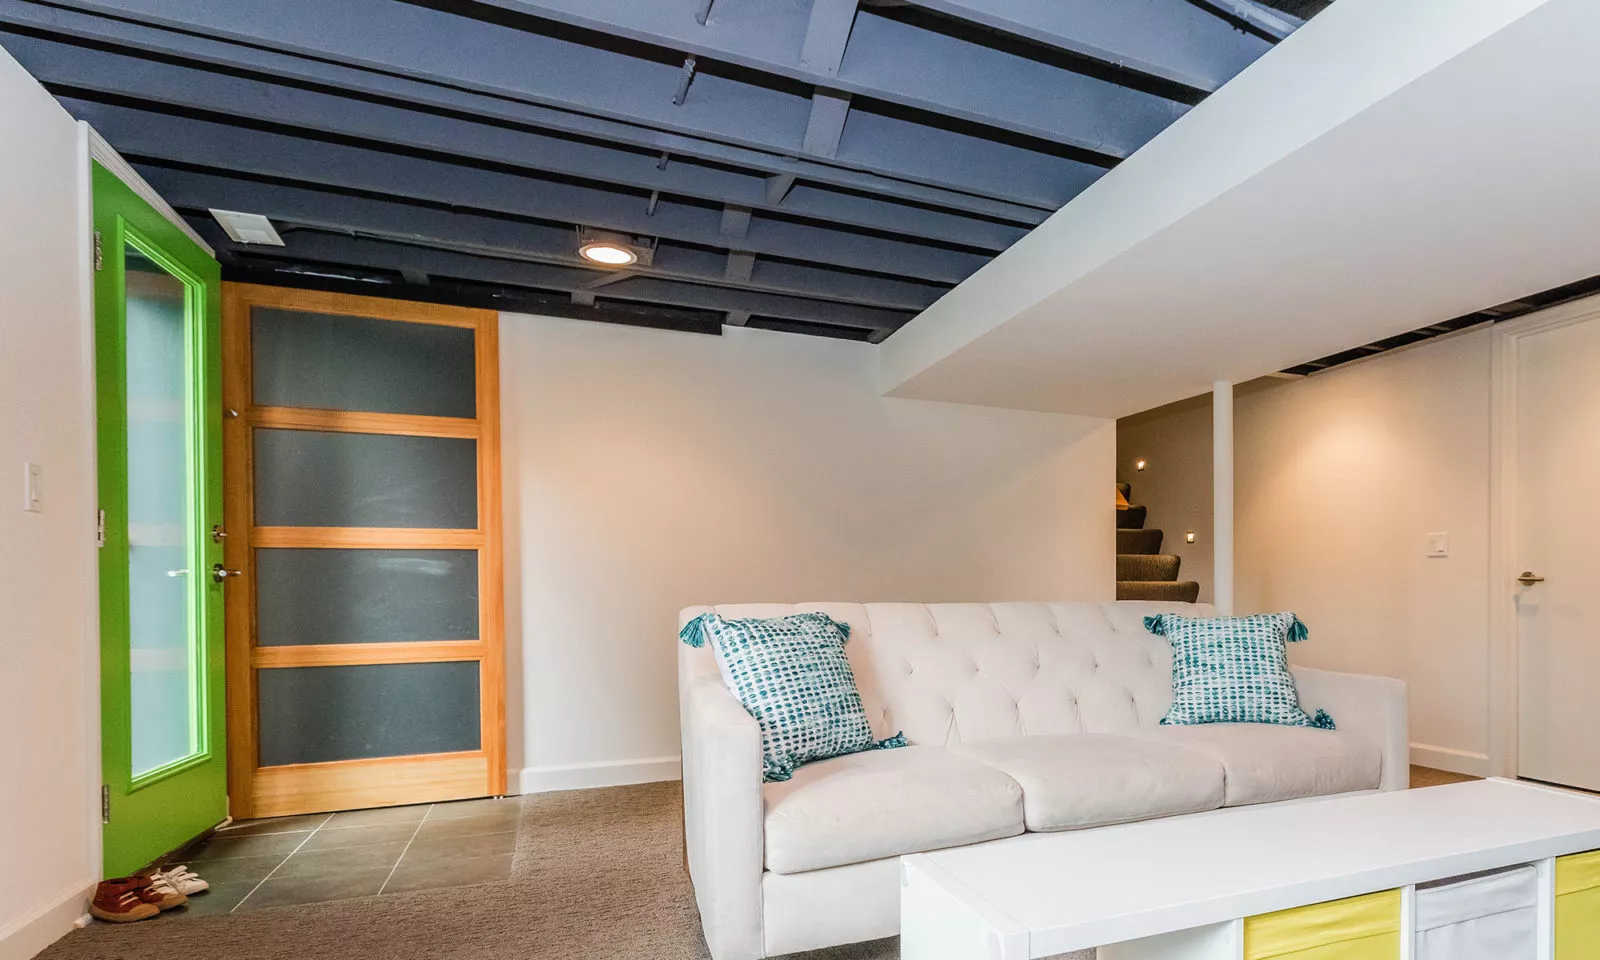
[576,227,651,267]
[209,208,284,246]
[579,242,638,266]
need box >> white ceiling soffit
[878,0,1599,418]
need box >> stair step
[1117,553,1181,582]
[1116,581,1201,603]
[1116,503,1147,530]
[1116,528,1164,555]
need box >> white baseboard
[0,879,94,960]
[516,756,681,795]
[1411,742,1491,777]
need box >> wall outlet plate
[1425,532,1449,558]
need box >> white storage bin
[1415,865,1539,960]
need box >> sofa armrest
[1292,666,1409,792]
[681,674,765,960]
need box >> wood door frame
[1487,292,1600,780]
[222,283,504,818]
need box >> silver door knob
[1517,571,1545,586]
[212,564,243,582]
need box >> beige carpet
[39,782,1090,960]
[41,772,1479,960]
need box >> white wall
[1118,329,1495,774]
[0,48,99,960]
[500,315,1115,792]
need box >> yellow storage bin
[1556,850,1600,960]
[1245,889,1401,960]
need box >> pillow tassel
[679,614,711,648]
[873,732,908,750]
[1287,615,1310,642]
[1143,615,1166,636]
[1311,708,1336,730]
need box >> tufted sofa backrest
[678,601,1213,746]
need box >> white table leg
[902,856,1030,960]
[1537,858,1556,960]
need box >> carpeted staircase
[1116,482,1200,603]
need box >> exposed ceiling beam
[0,31,1028,247]
[434,0,1189,157]
[886,0,1277,94]
[724,252,756,283]
[66,99,985,283]
[15,0,1090,212]
[150,170,947,310]
[207,228,909,334]
[798,0,860,77]
[764,173,797,205]
[1186,0,1302,41]
[801,90,852,159]
[720,204,753,240]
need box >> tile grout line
[377,804,433,896]
[228,812,333,914]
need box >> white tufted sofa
[678,601,1408,960]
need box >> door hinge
[93,231,103,272]
[101,784,111,824]
[96,509,106,548]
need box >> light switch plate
[23,462,42,513]
[1425,532,1449,558]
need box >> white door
[1516,309,1600,791]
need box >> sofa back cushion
[680,601,1211,746]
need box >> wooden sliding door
[222,284,503,818]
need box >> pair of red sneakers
[89,866,209,923]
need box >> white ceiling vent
[209,209,284,246]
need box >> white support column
[1213,381,1234,615]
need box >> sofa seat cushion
[762,745,1024,874]
[1134,724,1382,806]
[951,734,1226,832]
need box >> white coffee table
[901,778,1600,959]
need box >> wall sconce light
[1185,531,1197,544]
[1135,459,1147,472]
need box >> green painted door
[93,162,227,877]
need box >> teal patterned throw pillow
[1144,612,1335,730]
[680,612,906,782]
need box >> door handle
[212,564,243,583]
[1517,571,1545,586]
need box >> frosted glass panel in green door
[124,251,200,776]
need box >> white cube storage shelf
[1095,862,1581,960]
[901,781,1600,960]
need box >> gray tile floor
[161,797,518,917]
